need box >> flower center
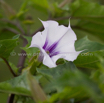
[43,41,59,57]
[46,50,50,54]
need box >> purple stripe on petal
[48,42,58,53]
[49,51,59,57]
[43,40,48,49]
[43,40,59,58]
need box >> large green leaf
[0,30,16,40]
[0,35,19,59]
[49,70,104,103]
[37,62,76,79]
[0,72,31,96]
[74,36,104,70]
[75,36,104,53]
[91,55,104,93]
[74,51,104,70]
[37,62,104,103]
[70,0,104,43]
[37,62,76,94]
[70,0,104,18]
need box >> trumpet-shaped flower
[30,20,81,68]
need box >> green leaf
[70,0,104,43]
[37,62,75,79]
[90,54,104,94]
[16,0,29,18]
[0,72,31,96]
[37,62,104,102]
[27,72,47,102]
[74,37,104,70]
[0,35,19,59]
[0,30,16,40]
[0,20,17,40]
[49,70,104,103]
[37,62,77,94]
[70,0,104,18]
[9,62,19,75]
[47,63,104,103]
[75,36,104,53]
[74,51,104,70]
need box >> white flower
[30,20,81,68]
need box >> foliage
[0,0,104,103]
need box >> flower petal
[40,20,58,29]
[43,53,57,68]
[41,20,76,50]
[30,32,45,48]
[52,51,81,63]
[44,25,69,49]
[64,51,81,61]
[51,41,81,63]
[39,47,57,68]
[68,19,71,28]
[57,28,77,46]
[51,54,65,63]
[47,25,68,45]
[40,20,68,46]
[53,41,76,54]
[51,27,77,53]
[41,29,48,42]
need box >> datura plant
[30,20,81,68]
[1,0,104,103]
[27,20,81,102]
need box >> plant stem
[4,27,20,34]
[7,94,15,103]
[2,57,17,77]
[0,19,26,35]
[17,39,28,73]
[16,20,26,35]
[2,57,16,103]
[59,0,72,8]
[31,26,44,36]
[4,28,25,40]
